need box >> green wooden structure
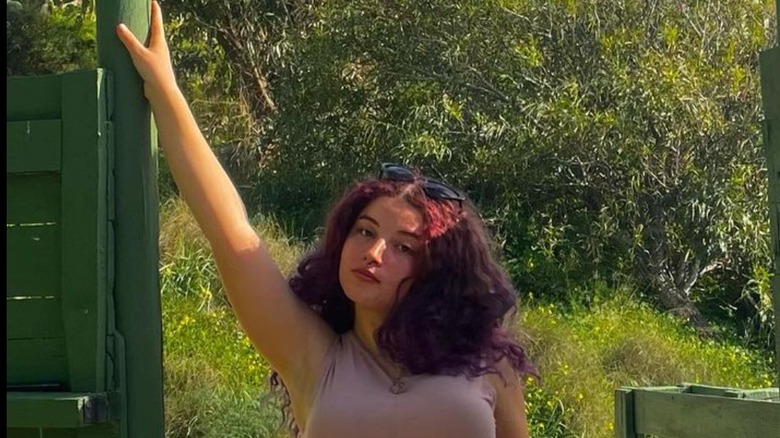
[615,1,780,437]
[6,1,163,436]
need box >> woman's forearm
[149,84,252,249]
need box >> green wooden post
[95,1,164,437]
[758,0,780,389]
[614,389,637,438]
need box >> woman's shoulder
[484,357,523,393]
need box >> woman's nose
[364,239,386,265]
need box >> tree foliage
[8,0,777,346]
[255,0,776,342]
[6,0,96,76]
[156,0,318,189]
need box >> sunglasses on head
[378,163,466,206]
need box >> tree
[258,0,776,341]
[6,0,96,76]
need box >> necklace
[389,374,407,394]
[352,331,409,394]
[387,363,408,394]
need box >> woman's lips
[352,269,380,283]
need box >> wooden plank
[7,429,41,438]
[6,392,111,428]
[730,388,780,401]
[44,431,77,438]
[7,223,61,298]
[7,338,68,386]
[7,74,62,121]
[7,174,61,224]
[685,383,742,397]
[614,389,637,438]
[775,201,780,257]
[60,70,109,393]
[7,120,62,173]
[7,297,64,339]
[633,390,780,438]
[774,272,780,393]
[49,425,121,438]
[110,331,128,438]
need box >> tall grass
[160,198,306,437]
[518,291,775,437]
[159,197,776,437]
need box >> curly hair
[269,176,535,434]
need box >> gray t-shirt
[303,331,497,438]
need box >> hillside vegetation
[7,0,778,436]
[159,198,775,438]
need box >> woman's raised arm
[116,0,335,399]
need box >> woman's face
[339,195,424,318]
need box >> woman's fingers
[148,1,166,50]
[115,1,166,56]
[116,23,143,55]
[114,0,175,98]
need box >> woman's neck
[353,308,408,379]
[353,308,383,357]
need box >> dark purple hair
[270,177,535,433]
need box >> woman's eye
[397,244,413,254]
[358,228,374,238]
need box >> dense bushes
[251,0,776,345]
[11,0,772,346]
[6,0,96,75]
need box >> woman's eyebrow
[397,230,422,241]
[357,214,379,226]
[357,214,421,240]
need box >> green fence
[6,1,163,436]
[7,70,122,435]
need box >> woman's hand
[115,0,176,101]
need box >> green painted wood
[632,390,780,438]
[6,338,68,386]
[7,224,61,298]
[109,331,128,438]
[731,387,780,401]
[60,70,110,393]
[40,425,121,438]
[634,385,683,393]
[7,120,62,173]
[7,429,40,438]
[7,298,64,339]
[7,174,61,224]
[614,389,637,438]
[6,392,112,428]
[96,1,164,436]
[684,383,742,397]
[681,383,780,400]
[7,74,62,121]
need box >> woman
[117,2,534,437]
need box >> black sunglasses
[379,163,466,206]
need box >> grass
[518,294,775,437]
[159,197,776,437]
[160,198,306,437]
